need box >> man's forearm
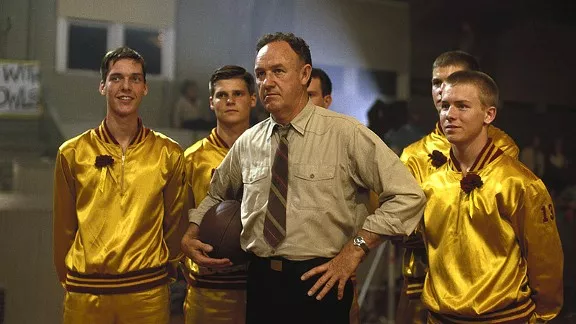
[188,193,221,224]
[357,229,386,251]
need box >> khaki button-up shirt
[190,101,425,260]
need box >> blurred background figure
[172,80,214,131]
[520,135,546,178]
[546,137,569,196]
[307,67,333,109]
[384,102,424,155]
[367,99,396,143]
[367,99,415,155]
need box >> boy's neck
[105,114,139,151]
[216,120,249,148]
[452,132,488,175]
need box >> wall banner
[0,60,41,117]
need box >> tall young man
[53,47,187,324]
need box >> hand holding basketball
[198,200,248,265]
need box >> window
[56,18,174,80]
[68,23,107,71]
[124,28,162,75]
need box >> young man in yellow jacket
[53,47,188,324]
[182,65,256,324]
[422,70,563,323]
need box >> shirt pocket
[241,165,269,212]
[291,164,336,210]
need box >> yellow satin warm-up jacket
[421,141,563,322]
[398,123,519,298]
[53,120,188,294]
[182,128,247,289]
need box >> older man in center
[181,32,426,324]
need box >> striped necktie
[264,125,289,248]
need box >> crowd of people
[52,32,565,324]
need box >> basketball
[198,200,248,265]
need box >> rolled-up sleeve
[349,125,426,236]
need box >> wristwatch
[353,236,370,255]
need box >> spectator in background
[367,99,400,141]
[550,138,568,170]
[520,135,545,178]
[172,80,214,131]
[546,137,569,195]
[384,102,425,155]
[307,68,332,109]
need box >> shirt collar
[266,100,315,138]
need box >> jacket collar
[448,138,504,173]
[94,117,149,146]
[207,128,229,149]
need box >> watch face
[353,236,369,254]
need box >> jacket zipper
[121,151,126,195]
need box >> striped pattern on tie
[264,125,289,248]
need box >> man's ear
[209,96,215,111]
[249,94,257,108]
[323,95,332,109]
[301,64,312,86]
[484,106,496,125]
[99,82,105,95]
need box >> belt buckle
[270,259,282,272]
